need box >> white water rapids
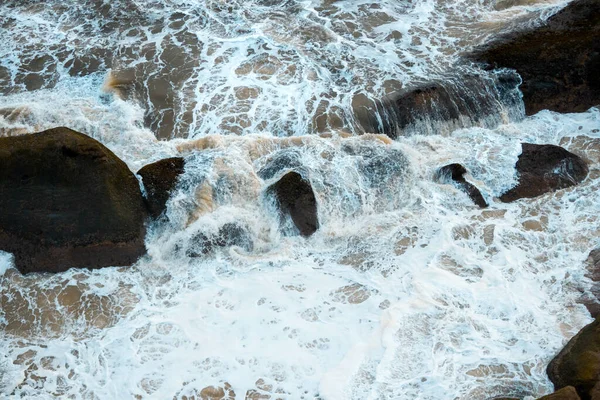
[1,0,599,399]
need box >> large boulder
[352,72,521,138]
[434,163,488,207]
[137,157,185,218]
[0,127,147,274]
[547,317,600,400]
[266,171,319,237]
[471,0,600,115]
[499,143,588,202]
[538,386,581,400]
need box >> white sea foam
[1,0,598,399]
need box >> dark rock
[538,386,581,400]
[0,127,147,274]
[547,317,600,400]
[353,71,522,138]
[499,143,588,202]
[186,223,253,257]
[471,0,600,115]
[435,163,488,207]
[267,171,319,237]
[137,157,185,218]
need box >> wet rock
[471,0,600,115]
[353,72,521,138]
[0,127,147,274]
[187,223,253,257]
[137,157,185,218]
[499,143,588,202]
[267,171,319,237]
[434,163,488,207]
[257,150,304,181]
[580,248,600,318]
[538,386,582,400]
[547,317,600,400]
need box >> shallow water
[1,0,598,399]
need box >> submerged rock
[353,72,521,138]
[137,157,185,218]
[499,143,588,202]
[186,223,253,257]
[547,317,600,400]
[267,171,319,237]
[434,163,488,207]
[537,386,581,400]
[471,0,600,115]
[0,127,147,274]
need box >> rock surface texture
[499,143,588,202]
[137,157,185,218]
[471,0,600,115]
[547,318,600,400]
[0,127,147,274]
[267,171,319,237]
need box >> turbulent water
[1,0,599,399]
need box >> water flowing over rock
[137,157,186,219]
[353,71,522,138]
[266,171,319,237]
[434,163,488,207]
[538,386,581,400]
[0,127,147,274]
[471,0,600,115]
[499,143,588,202]
[580,248,600,318]
[547,317,600,400]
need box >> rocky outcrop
[434,163,488,207]
[0,127,147,274]
[471,0,600,115]
[547,317,600,400]
[499,143,588,202]
[538,386,581,400]
[137,157,185,218]
[352,71,521,138]
[267,171,319,237]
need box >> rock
[538,386,581,400]
[0,127,147,274]
[580,249,600,318]
[471,0,600,115]
[353,71,521,138]
[137,157,185,218]
[547,317,600,400]
[186,223,253,257]
[434,163,488,207]
[499,143,588,202]
[266,171,319,237]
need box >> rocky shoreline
[0,0,599,398]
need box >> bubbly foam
[1,0,598,399]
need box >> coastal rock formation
[434,163,488,207]
[352,72,521,138]
[0,127,147,274]
[266,171,319,237]
[137,157,186,218]
[471,0,600,115]
[499,143,588,202]
[538,386,581,400]
[547,317,600,400]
